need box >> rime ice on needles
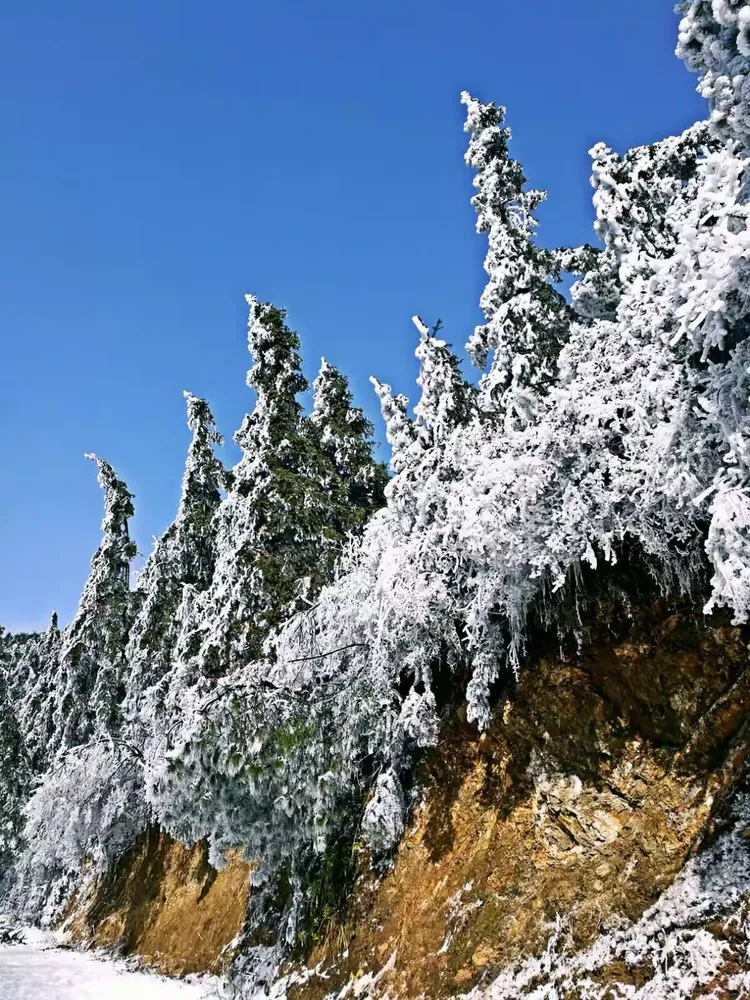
[53,455,136,752]
[0,667,29,889]
[677,0,750,148]
[125,391,226,726]
[311,357,388,552]
[370,377,415,475]
[462,91,570,425]
[412,321,475,451]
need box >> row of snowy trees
[0,301,387,907]
[3,0,750,978]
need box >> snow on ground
[0,941,212,999]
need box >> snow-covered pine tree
[462,92,571,426]
[207,296,330,666]
[677,0,750,149]
[125,391,226,726]
[53,456,136,751]
[376,317,475,533]
[167,296,342,687]
[370,378,415,475]
[412,318,475,451]
[172,392,228,586]
[310,358,388,570]
[13,614,62,774]
[0,665,30,889]
[567,123,716,323]
[146,307,396,901]
[1,630,42,743]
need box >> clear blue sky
[1,2,705,633]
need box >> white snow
[0,941,211,1000]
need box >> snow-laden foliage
[162,298,385,693]
[360,769,406,859]
[125,392,227,734]
[22,740,147,880]
[462,91,571,423]
[3,1,750,975]
[677,0,750,148]
[146,650,391,872]
[311,358,388,553]
[137,304,389,890]
[1,617,60,774]
[52,456,137,752]
[273,93,750,747]
[0,665,29,890]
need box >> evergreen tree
[232,296,329,654]
[462,92,570,426]
[0,668,30,888]
[1,631,42,719]
[146,305,395,894]
[371,318,474,522]
[182,297,333,674]
[310,358,388,549]
[370,378,415,475]
[15,614,61,774]
[412,318,475,450]
[568,124,716,323]
[677,1,750,149]
[125,392,226,722]
[175,392,228,585]
[53,456,136,751]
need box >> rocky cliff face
[67,600,750,998]
[285,600,750,999]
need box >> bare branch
[287,641,369,664]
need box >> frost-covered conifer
[677,0,750,148]
[184,296,331,672]
[311,359,388,517]
[173,392,228,584]
[310,359,388,573]
[0,668,30,888]
[53,456,136,750]
[412,320,475,450]
[12,614,62,774]
[370,377,415,475]
[2,632,39,711]
[147,303,394,874]
[569,124,716,322]
[125,392,226,724]
[379,319,475,539]
[462,92,570,424]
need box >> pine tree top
[84,454,135,545]
[371,377,415,475]
[461,92,569,423]
[178,391,227,521]
[235,297,309,477]
[413,321,475,447]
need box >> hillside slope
[63,599,750,998]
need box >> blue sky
[1,1,705,633]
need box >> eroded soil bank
[288,601,750,998]
[67,600,750,997]
[66,828,250,977]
